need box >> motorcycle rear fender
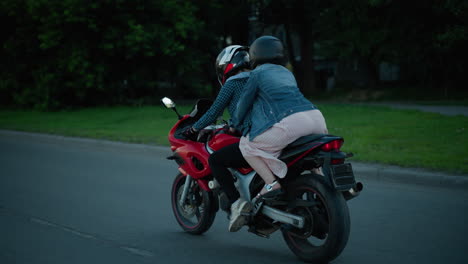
[314,151,356,191]
[281,135,344,166]
[300,151,347,167]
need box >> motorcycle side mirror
[161,97,182,119]
[161,97,176,109]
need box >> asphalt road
[1,132,467,264]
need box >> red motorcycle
[162,97,362,263]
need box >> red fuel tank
[208,133,240,151]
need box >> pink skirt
[239,109,328,178]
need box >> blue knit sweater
[193,72,250,130]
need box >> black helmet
[249,36,287,69]
[215,45,250,85]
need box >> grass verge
[0,104,467,174]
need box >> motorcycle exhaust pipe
[258,183,363,229]
[343,182,363,201]
[260,181,362,228]
[261,205,305,229]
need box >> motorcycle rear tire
[171,173,217,235]
[281,174,350,263]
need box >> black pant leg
[208,142,249,204]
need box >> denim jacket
[232,64,316,140]
[193,71,250,131]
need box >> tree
[1,0,206,109]
[253,0,327,96]
[317,0,468,94]
[192,0,251,97]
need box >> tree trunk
[284,1,316,97]
[365,58,379,89]
[285,23,303,87]
[299,31,316,96]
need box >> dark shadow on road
[137,230,299,263]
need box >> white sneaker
[228,199,252,232]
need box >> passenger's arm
[233,73,258,126]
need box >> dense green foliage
[0,104,467,173]
[1,0,466,109]
[0,0,248,109]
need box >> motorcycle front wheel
[171,173,216,235]
[282,174,350,263]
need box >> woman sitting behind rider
[233,36,328,200]
[183,45,253,232]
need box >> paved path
[1,131,468,264]
[361,102,468,116]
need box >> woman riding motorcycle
[183,45,253,232]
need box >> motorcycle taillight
[331,158,345,165]
[321,139,344,152]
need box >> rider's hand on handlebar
[228,127,242,136]
[182,127,199,141]
[228,127,237,134]
[197,129,213,142]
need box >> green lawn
[0,104,467,174]
[318,104,468,174]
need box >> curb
[352,161,468,189]
[0,129,171,156]
[2,129,468,189]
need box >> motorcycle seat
[285,134,327,149]
[279,134,328,160]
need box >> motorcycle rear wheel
[281,174,350,263]
[171,173,216,235]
